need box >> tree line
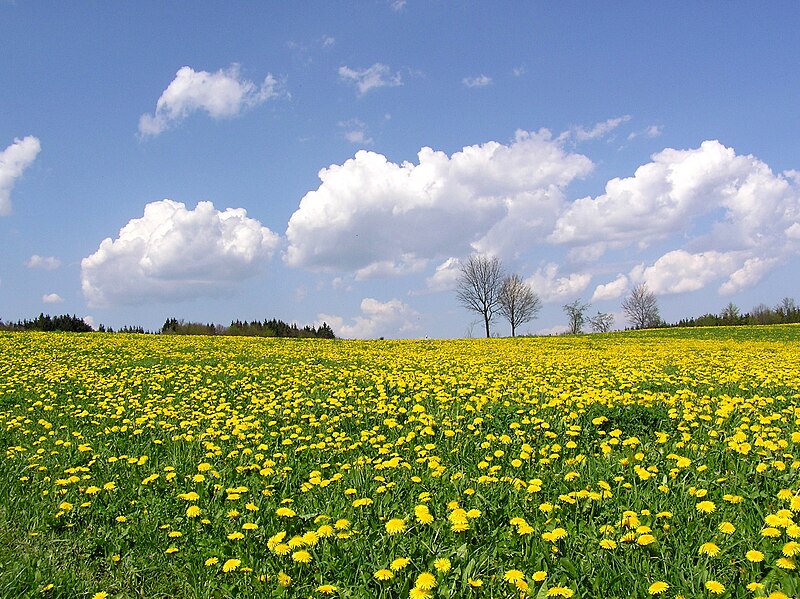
[0,313,94,333]
[456,253,799,336]
[0,314,335,339]
[161,318,335,339]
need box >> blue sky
[2,2,799,338]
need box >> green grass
[1,327,799,598]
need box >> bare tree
[622,284,661,329]
[749,303,777,325]
[498,274,541,337]
[563,299,590,334]
[776,297,798,319]
[589,311,614,333]
[456,254,505,338]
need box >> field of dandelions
[1,327,799,599]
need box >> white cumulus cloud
[633,250,741,295]
[551,140,800,254]
[338,63,403,96]
[526,263,591,303]
[42,293,64,304]
[549,140,800,295]
[318,297,419,339]
[718,256,780,295]
[1,136,41,216]
[25,255,61,270]
[423,257,462,293]
[81,199,279,307]
[285,129,593,273]
[138,65,282,137]
[591,274,628,302]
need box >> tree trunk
[484,316,491,338]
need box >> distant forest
[667,298,800,328]
[0,313,336,339]
[1,297,799,337]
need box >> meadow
[0,327,798,599]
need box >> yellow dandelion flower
[745,550,765,562]
[374,568,393,580]
[204,557,219,566]
[517,522,534,535]
[316,584,337,594]
[414,572,437,590]
[222,558,240,572]
[292,550,312,564]
[385,518,406,534]
[227,531,244,541]
[648,581,669,595]
[547,586,574,598]
[241,522,258,531]
[782,541,800,556]
[532,571,547,582]
[186,505,201,518]
[433,558,451,572]
[451,520,469,532]
[718,521,735,534]
[390,557,410,571]
[334,519,350,530]
[277,571,291,587]
[409,589,430,599]
[468,578,483,587]
[775,557,796,570]
[91,593,108,599]
[504,569,525,583]
[699,542,721,557]
[600,539,617,550]
[276,507,296,518]
[696,501,716,514]
[637,534,657,546]
[267,531,286,550]
[705,580,725,595]
[164,547,179,554]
